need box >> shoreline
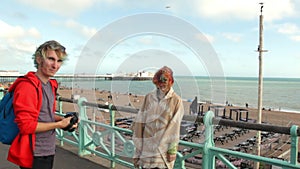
[2,77,300,113]
[57,88,300,127]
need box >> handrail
[184,115,300,136]
[58,96,139,114]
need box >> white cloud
[195,0,256,20]
[0,20,41,72]
[203,33,214,43]
[17,0,96,17]
[276,23,300,42]
[17,0,297,23]
[221,33,242,42]
[277,23,300,34]
[14,40,36,54]
[64,19,97,38]
[0,20,41,39]
[0,20,24,38]
[28,28,41,38]
[262,0,296,21]
[138,36,157,45]
[191,0,296,22]
[196,33,214,43]
[81,26,98,39]
[0,38,36,73]
[290,35,300,41]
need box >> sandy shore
[57,88,300,127]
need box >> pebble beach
[57,87,300,127]
[57,87,300,167]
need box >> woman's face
[157,75,173,94]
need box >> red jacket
[7,71,58,168]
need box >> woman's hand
[167,153,176,162]
[133,158,139,168]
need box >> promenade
[0,143,112,169]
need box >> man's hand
[167,153,176,162]
[60,116,73,129]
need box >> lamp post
[255,2,268,169]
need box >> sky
[1,0,300,78]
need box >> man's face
[38,50,63,77]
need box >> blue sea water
[59,76,300,113]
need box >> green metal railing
[1,90,300,169]
[55,96,300,169]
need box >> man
[132,66,184,169]
[7,40,77,169]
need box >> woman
[132,66,184,169]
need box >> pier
[0,74,153,83]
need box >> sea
[59,76,300,113]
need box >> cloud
[0,20,24,38]
[15,0,129,17]
[0,20,41,72]
[27,28,41,38]
[0,20,41,39]
[276,23,300,41]
[138,36,157,45]
[221,33,242,42]
[0,38,36,73]
[195,0,256,20]
[64,19,97,38]
[16,0,297,23]
[262,0,296,21]
[50,19,98,39]
[189,0,297,22]
[277,23,300,34]
[17,0,97,17]
[290,35,300,41]
[195,33,214,43]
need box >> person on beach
[7,40,78,169]
[132,66,184,169]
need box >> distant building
[137,71,154,78]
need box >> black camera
[62,112,79,132]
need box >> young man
[132,66,184,169]
[7,40,78,169]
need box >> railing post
[0,87,4,100]
[77,97,92,156]
[56,95,64,146]
[290,125,299,165]
[174,152,186,169]
[109,104,116,168]
[202,111,215,169]
[57,95,63,114]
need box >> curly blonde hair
[32,40,67,68]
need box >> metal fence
[55,96,300,169]
[1,90,300,169]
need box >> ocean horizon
[58,76,300,113]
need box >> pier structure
[0,74,153,83]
